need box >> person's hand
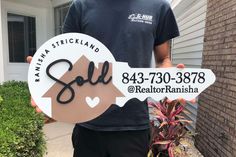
[167,63,196,105]
[27,56,42,113]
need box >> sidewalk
[43,122,74,157]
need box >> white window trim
[7,13,36,63]
[2,1,48,65]
[1,0,49,81]
[0,0,5,82]
[52,0,72,8]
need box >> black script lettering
[46,59,112,104]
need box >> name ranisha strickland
[51,38,100,53]
[34,37,100,82]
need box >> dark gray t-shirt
[63,0,179,131]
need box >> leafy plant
[148,98,192,157]
[0,81,46,157]
[0,95,3,103]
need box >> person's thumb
[176,63,185,68]
[26,56,33,64]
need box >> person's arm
[154,42,195,104]
[154,41,185,69]
[26,56,42,112]
[154,41,172,68]
[153,2,180,68]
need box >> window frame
[7,13,37,63]
[54,2,71,35]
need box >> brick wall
[195,0,236,157]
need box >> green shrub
[0,81,46,157]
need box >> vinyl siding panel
[171,0,207,132]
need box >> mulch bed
[173,137,203,157]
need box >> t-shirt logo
[128,13,153,24]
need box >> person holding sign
[27,0,195,156]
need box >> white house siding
[1,0,54,81]
[171,0,207,131]
[51,0,72,7]
[0,0,5,82]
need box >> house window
[54,3,71,35]
[7,13,36,63]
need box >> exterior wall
[171,0,207,131]
[171,0,195,18]
[5,0,54,40]
[0,0,73,82]
[51,0,72,7]
[1,0,54,81]
[6,0,51,8]
[195,0,236,156]
[172,0,207,68]
[0,0,5,82]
